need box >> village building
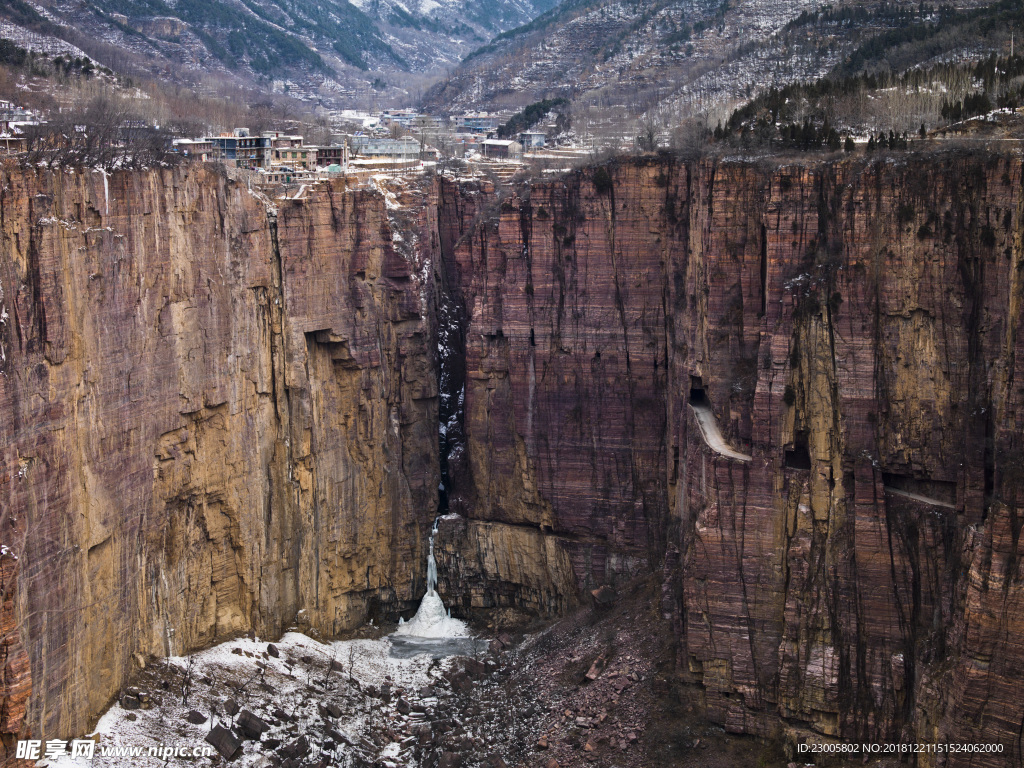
[481,139,522,160]
[456,113,502,133]
[349,135,421,159]
[182,130,348,172]
[172,138,213,161]
[264,132,316,169]
[0,100,39,152]
[0,101,35,134]
[519,131,547,148]
[205,129,272,168]
[312,144,348,166]
[256,167,313,185]
[381,109,424,129]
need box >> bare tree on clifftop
[24,93,177,169]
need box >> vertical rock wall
[670,156,1024,765]
[1,154,1023,766]
[0,165,438,752]
[274,180,440,636]
[435,155,1024,764]
[434,165,678,614]
[0,551,29,763]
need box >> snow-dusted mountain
[3,0,996,121]
[345,0,559,70]
[420,0,990,124]
[422,0,832,116]
[0,0,557,107]
[352,0,558,37]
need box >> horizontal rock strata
[0,166,438,751]
[436,155,1024,765]
[2,154,1023,768]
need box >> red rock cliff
[2,154,1023,767]
[435,155,1024,765]
[0,166,439,754]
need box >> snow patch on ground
[43,631,454,767]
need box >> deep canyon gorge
[1,152,1023,767]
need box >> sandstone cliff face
[2,154,1023,767]
[433,167,675,613]
[0,551,29,763]
[0,166,438,753]
[671,157,1024,765]
[434,156,1024,765]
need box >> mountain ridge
[0,0,559,107]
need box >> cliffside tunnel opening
[689,376,708,405]
[784,434,812,470]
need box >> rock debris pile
[43,628,536,768]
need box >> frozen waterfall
[394,517,469,639]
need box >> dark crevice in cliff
[983,409,996,510]
[435,184,469,518]
[263,211,303,623]
[22,210,47,356]
[436,288,466,517]
[266,214,288,429]
[759,224,768,317]
[955,193,996,521]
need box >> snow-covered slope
[345,0,560,71]
[3,0,558,108]
[422,0,830,115]
[420,0,988,125]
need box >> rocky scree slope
[1,151,1024,767]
